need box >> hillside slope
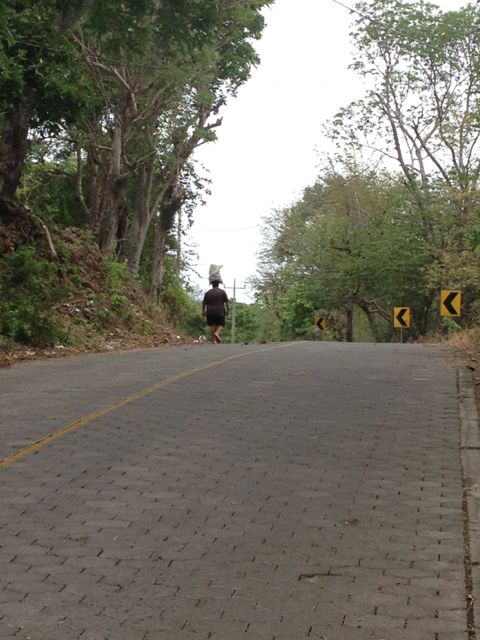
[0,200,183,366]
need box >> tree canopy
[255,0,480,342]
[0,0,271,300]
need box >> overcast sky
[185,0,463,302]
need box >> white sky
[185,0,463,302]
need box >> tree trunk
[127,213,151,275]
[176,209,182,276]
[95,171,129,255]
[124,165,155,275]
[97,183,128,255]
[346,301,354,343]
[358,302,379,341]
[97,119,128,254]
[149,217,168,304]
[98,205,118,254]
[0,108,29,199]
[417,294,434,337]
[148,182,183,301]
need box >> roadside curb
[459,367,480,637]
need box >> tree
[0,0,138,200]
[330,0,480,318]
[342,1,480,204]
[3,1,271,300]
[255,166,435,341]
[71,0,270,298]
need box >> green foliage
[254,304,282,343]
[85,0,159,57]
[1,0,273,337]
[161,264,204,336]
[441,317,461,336]
[222,302,262,344]
[469,227,480,251]
[235,303,261,344]
[0,1,95,130]
[327,0,480,335]
[91,300,112,329]
[139,320,152,335]
[111,294,134,321]
[0,247,67,346]
[279,284,318,340]
[104,259,128,293]
[255,168,438,341]
[19,147,83,226]
[254,1,480,341]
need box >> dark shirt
[203,287,229,316]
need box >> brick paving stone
[405,615,468,633]
[0,343,470,639]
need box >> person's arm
[224,291,229,316]
[202,294,207,317]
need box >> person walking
[202,280,229,343]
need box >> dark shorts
[206,314,225,327]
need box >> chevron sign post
[393,307,410,344]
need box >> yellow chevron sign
[394,307,410,328]
[315,315,327,331]
[441,290,461,317]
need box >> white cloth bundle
[208,264,223,284]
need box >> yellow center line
[0,343,295,470]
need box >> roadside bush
[0,247,67,346]
[105,258,129,293]
[162,280,203,336]
[111,294,135,321]
[441,316,461,336]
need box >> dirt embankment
[0,200,190,367]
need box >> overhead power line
[330,0,480,21]
[329,0,372,20]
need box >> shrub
[441,317,461,336]
[111,293,135,321]
[105,259,128,293]
[0,247,67,346]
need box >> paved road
[0,342,470,639]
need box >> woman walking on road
[202,281,229,343]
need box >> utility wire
[330,0,371,20]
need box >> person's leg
[213,318,225,343]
